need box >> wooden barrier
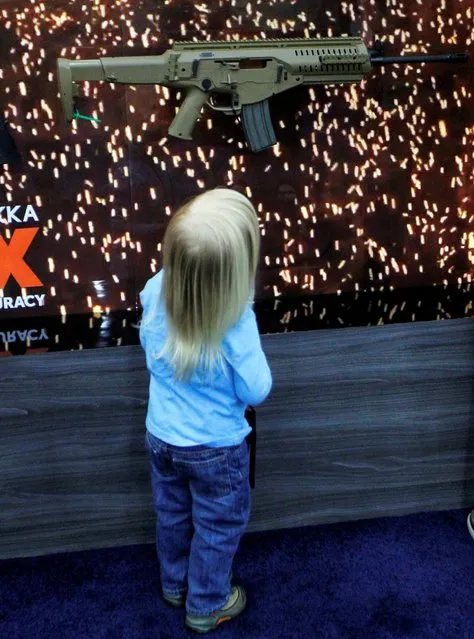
[1,318,473,559]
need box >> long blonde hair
[151,188,261,382]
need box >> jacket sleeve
[222,304,273,406]
[138,288,147,350]
[138,272,163,351]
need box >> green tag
[73,110,101,123]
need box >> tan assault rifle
[57,38,467,152]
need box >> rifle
[57,38,468,152]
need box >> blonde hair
[149,188,261,382]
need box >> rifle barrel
[370,52,468,65]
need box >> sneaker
[163,591,186,608]
[468,510,474,540]
[185,584,247,634]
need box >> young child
[139,187,273,634]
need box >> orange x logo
[0,228,43,288]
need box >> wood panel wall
[1,318,473,559]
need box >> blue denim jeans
[144,430,251,616]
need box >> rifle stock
[57,59,75,122]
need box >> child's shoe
[163,591,186,608]
[185,584,247,634]
[468,510,474,540]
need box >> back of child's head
[154,187,261,382]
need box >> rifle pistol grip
[168,86,208,140]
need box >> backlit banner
[0,205,45,310]
[0,0,473,322]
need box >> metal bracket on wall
[0,114,20,165]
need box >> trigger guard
[207,94,241,116]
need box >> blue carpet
[1,509,473,639]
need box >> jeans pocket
[231,441,250,478]
[145,432,176,478]
[177,454,231,499]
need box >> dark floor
[1,509,473,639]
